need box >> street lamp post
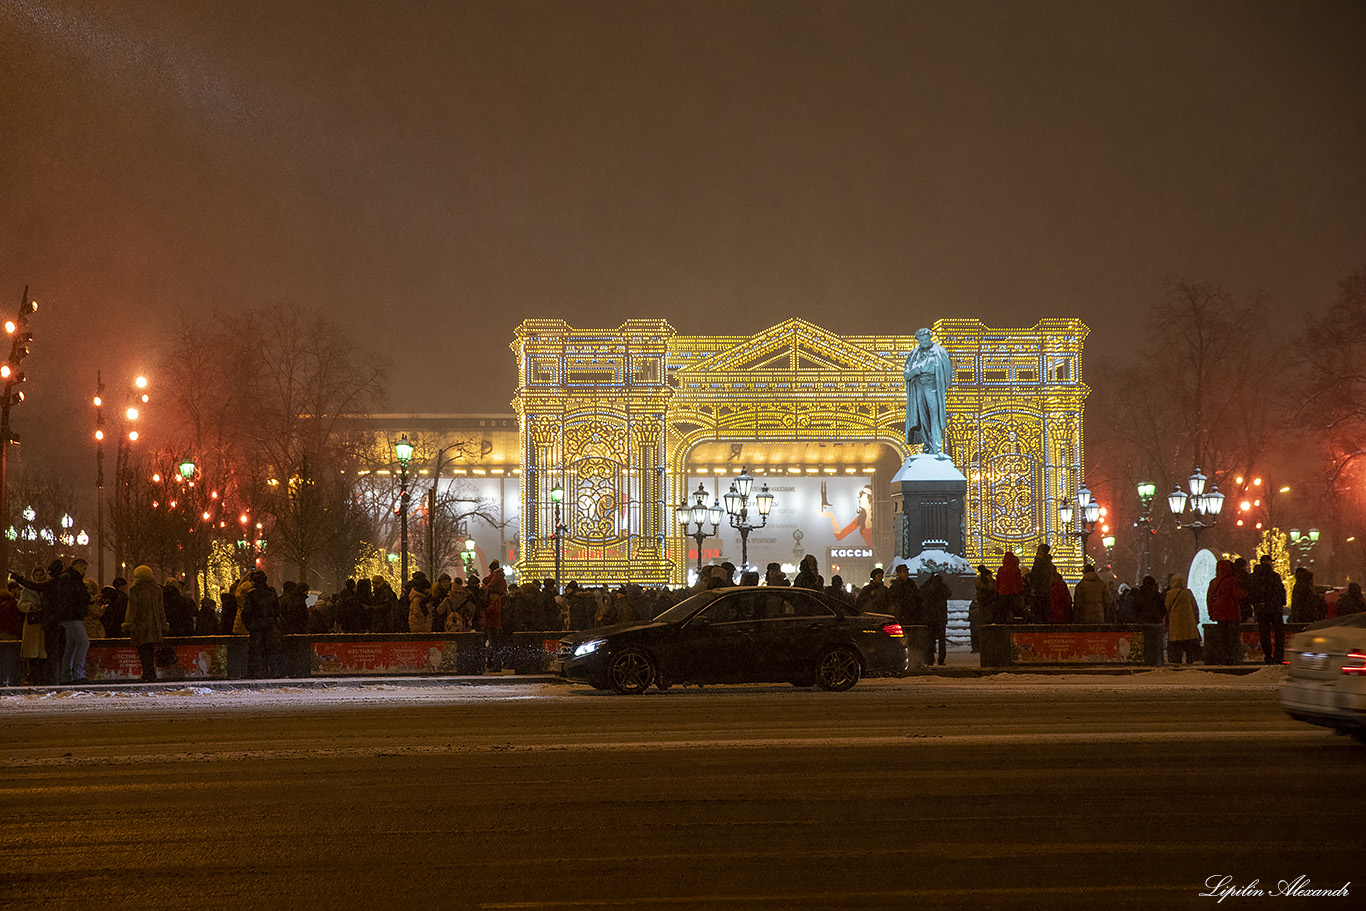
[394,434,414,585]
[1288,527,1320,567]
[550,483,565,586]
[676,482,723,576]
[1167,467,1224,546]
[462,536,477,576]
[722,466,775,572]
[1135,480,1156,582]
[105,374,148,581]
[1058,481,1102,559]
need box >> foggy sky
[2,0,1364,481]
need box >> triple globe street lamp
[677,482,724,576]
[1057,482,1102,557]
[722,466,774,572]
[1167,467,1224,546]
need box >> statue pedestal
[891,454,967,566]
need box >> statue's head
[915,327,933,349]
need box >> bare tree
[156,304,389,587]
[1088,280,1290,574]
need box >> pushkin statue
[904,327,951,459]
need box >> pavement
[1,648,1274,695]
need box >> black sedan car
[553,586,908,694]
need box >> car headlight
[574,638,607,658]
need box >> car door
[674,591,765,683]
[753,590,841,678]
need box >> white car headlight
[574,638,606,658]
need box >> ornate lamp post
[1288,527,1319,566]
[722,466,774,572]
[550,483,565,586]
[1134,480,1156,581]
[1058,481,1102,558]
[462,536,477,576]
[676,482,723,576]
[1167,467,1224,546]
[394,434,414,585]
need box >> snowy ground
[0,666,1286,718]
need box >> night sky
[2,0,1364,478]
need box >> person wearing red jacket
[1049,570,1073,624]
[1207,559,1248,665]
[995,551,1024,623]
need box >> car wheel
[607,647,655,695]
[815,646,861,692]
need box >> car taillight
[1342,650,1366,676]
[881,623,904,638]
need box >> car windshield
[651,591,722,624]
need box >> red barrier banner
[1009,631,1148,664]
[85,644,230,681]
[311,639,460,675]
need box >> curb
[1,674,569,696]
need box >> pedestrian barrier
[979,624,1166,667]
[1200,622,1309,666]
[0,632,518,684]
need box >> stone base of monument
[891,453,967,561]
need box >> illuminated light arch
[512,317,1089,586]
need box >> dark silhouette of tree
[1088,280,1290,578]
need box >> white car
[1281,612,1366,742]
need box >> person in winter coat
[195,596,219,636]
[1133,576,1166,625]
[163,580,196,638]
[1208,559,1248,664]
[1049,570,1072,623]
[122,565,168,682]
[336,579,368,633]
[1164,573,1202,664]
[1072,565,1112,624]
[920,573,951,666]
[824,575,854,607]
[239,570,281,678]
[1249,555,1288,665]
[370,576,399,633]
[995,551,1024,623]
[1288,568,1325,625]
[482,562,508,670]
[1337,582,1366,617]
[219,584,239,636]
[54,558,92,684]
[1026,545,1056,623]
[855,568,889,615]
[793,555,823,591]
[15,570,47,684]
[101,578,128,639]
[277,582,310,635]
[426,574,454,633]
[887,565,922,628]
[406,571,432,634]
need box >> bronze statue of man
[904,327,951,458]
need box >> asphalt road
[2,674,1360,910]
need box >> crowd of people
[889,543,1364,666]
[4,546,1359,682]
